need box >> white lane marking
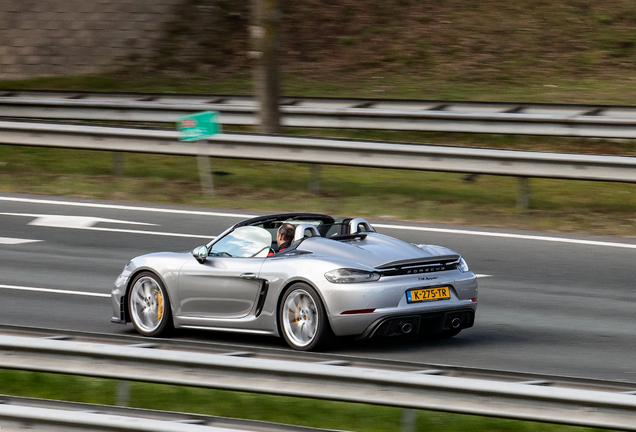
[1,196,635,250]
[0,213,215,239]
[476,274,492,278]
[374,223,636,250]
[0,196,253,218]
[0,284,110,298]
[0,237,41,245]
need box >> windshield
[209,226,272,258]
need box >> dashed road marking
[0,213,214,239]
[0,237,41,245]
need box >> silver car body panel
[177,257,266,319]
[112,214,477,340]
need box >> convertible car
[111,213,478,350]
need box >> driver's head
[277,223,295,245]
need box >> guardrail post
[401,408,416,432]
[116,380,131,407]
[197,143,214,196]
[112,152,124,176]
[309,164,321,195]
[517,177,531,209]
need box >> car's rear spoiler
[376,255,460,270]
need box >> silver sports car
[111,213,478,350]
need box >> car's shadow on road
[331,325,534,353]
[119,325,524,356]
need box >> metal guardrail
[0,394,343,432]
[3,324,636,396]
[1,121,636,184]
[2,91,636,138]
[0,404,254,432]
[0,335,635,431]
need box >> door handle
[240,273,257,279]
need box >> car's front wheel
[128,272,173,337]
[279,283,333,351]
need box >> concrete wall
[0,0,182,80]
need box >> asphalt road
[1,192,635,382]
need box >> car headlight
[324,268,381,283]
[458,257,470,273]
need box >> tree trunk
[251,0,282,134]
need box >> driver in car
[268,223,295,256]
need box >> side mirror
[192,245,209,263]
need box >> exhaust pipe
[401,323,413,334]
[450,318,462,329]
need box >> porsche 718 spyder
[111,213,478,350]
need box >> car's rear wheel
[128,272,173,337]
[279,283,332,351]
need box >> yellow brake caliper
[157,291,164,321]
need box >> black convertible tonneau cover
[236,213,335,228]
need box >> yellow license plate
[406,287,451,303]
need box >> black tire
[127,271,173,337]
[278,283,333,351]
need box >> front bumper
[111,288,126,324]
[111,271,129,324]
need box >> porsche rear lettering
[406,266,445,274]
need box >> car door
[177,226,271,319]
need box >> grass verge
[0,370,612,432]
[2,71,636,106]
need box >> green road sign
[177,111,221,141]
